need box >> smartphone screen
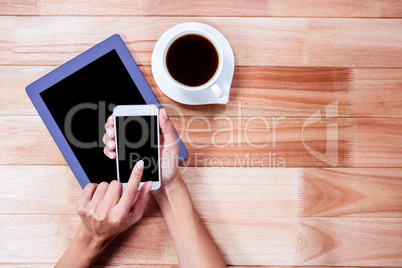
[115,115,159,183]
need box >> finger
[159,109,178,148]
[105,126,115,139]
[104,115,114,130]
[103,180,123,208]
[102,132,115,146]
[106,139,115,150]
[118,160,144,211]
[78,183,97,207]
[102,133,108,145]
[104,146,116,159]
[91,182,109,205]
[108,115,115,128]
[128,181,153,224]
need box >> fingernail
[163,109,168,120]
[107,140,113,149]
[136,160,144,169]
[106,128,111,136]
[148,181,153,191]
[108,151,114,158]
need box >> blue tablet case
[26,34,188,189]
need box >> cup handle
[211,84,224,100]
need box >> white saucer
[152,22,234,105]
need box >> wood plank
[269,0,402,18]
[2,165,401,218]
[351,68,402,117]
[350,118,402,167]
[179,114,349,168]
[0,165,160,216]
[0,215,177,264]
[0,266,375,268]
[2,116,402,167]
[0,215,68,263]
[0,66,49,116]
[0,265,180,268]
[1,0,401,18]
[0,65,351,118]
[0,265,78,268]
[0,166,300,217]
[3,66,402,119]
[91,266,397,268]
[0,266,177,268]
[305,19,402,68]
[297,217,402,266]
[0,116,65,165]
[0,115,351,167]
[204,217,296,265]
[0,266,385,268]
[301,168,402,217]
[1,17,401,67]
[0,215,296,265]
[1,215,401,265]
[0,165,82,214]
[0,266,387,268]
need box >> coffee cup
[152,22,234,105]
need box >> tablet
[26,34,188,188]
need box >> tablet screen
[40,49,146,184]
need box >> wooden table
[1,1,402,267]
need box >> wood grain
[0,116,65,165]
[0,215,68,263]
[1,1,402,267]
[5,266,385,268]
[1,214,401,265]
[4,115,402,168]
[3,66,402,118]
[305,19,402,68]
[297,217,402,266]
[1,17,401,67]
[0,165,160,216]
[350,118,402,167]
[1,0,401,17]
[351,68,402,117]
[301,168,402,217]
[0,266,382,268]
[0,165,301,217]
[2,116,402,167]
[0,215,296,265]
[3,165,401,218]
[0,215,177,264]
[0,115,351,167]
[0,65,351,118]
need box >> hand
[103,108,181,195]
[77,161,153,242]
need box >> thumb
[159,109,179,149]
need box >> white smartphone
[113,105,161,190]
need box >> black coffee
[166,34,219,87]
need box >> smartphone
[113,105,161,190]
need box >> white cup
[152,22,234,105]
[162,29,224,100]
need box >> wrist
[153,173,183,201]
[153,174,196,222]
[56,224,114,268]
[75,224,103,247]
[73,225,114,266]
